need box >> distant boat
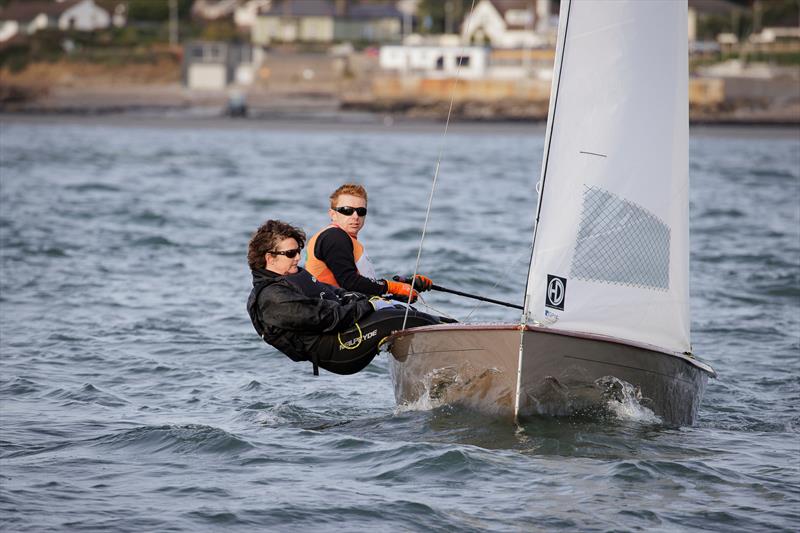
[388,0,716,426]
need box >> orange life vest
[305,224,377,287]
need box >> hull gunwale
[389,322,715,377]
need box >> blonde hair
[329,183,367,209]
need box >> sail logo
[546,275,567,311]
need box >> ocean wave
[0,376,42,396]
[130,235,177,247]
[92,424,254,455]
[46,384,128,408]
[235,395,375,430]
[64,183,123,193]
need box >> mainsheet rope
[402,0,479,330]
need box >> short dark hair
[247,219,306,270]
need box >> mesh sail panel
[570,186,670,291]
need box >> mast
[520,0,572,322]
[514,0,573,419]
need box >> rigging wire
[402,0,479,330]
[417,296,459,323]
[462,242,533,321]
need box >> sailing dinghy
[388,0,715,426]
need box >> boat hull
[389,324,714,426]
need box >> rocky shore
[2,58,798,126]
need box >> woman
[247,219,440,375]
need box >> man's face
[329,193,367,238]
[264,237,301,276]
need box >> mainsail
[525,0,691,355]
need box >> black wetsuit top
[247,267,441,375]
[247,268,374,366]
[313,227,386,295]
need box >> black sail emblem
[545,275,567,311]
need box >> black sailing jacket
[247,267,375,363]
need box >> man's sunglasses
[334,206,367,217]
[269,248,302,258]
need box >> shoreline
[2,83,798,129]
[3,111,799,139]
[3,103,800,128]
[3,83,798,129]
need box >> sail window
[570,186,670,291]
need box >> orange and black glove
[392,275,433,292]
[384,280,419,303]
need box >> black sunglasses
[269,248,301,258]
[334,206,367,217]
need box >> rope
[403,0,479,330]
[337,322,363,350]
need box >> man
[247,219,439,376]
[305,183,433,302]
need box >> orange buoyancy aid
[305,224,377,287]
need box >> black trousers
[315,307,440,375]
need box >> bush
[0,43,31,72]
[127,0,193,22]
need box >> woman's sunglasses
[269,248,301,258]
[334,206,367,217]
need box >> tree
[127,0,193,22]
[416,0,475,34]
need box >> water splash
[395,365,512,416]
[595,376,662,424]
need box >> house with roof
[234,0,273,29]
[252,0,401,45]
[461,0,553,49]
[0,0,111,42]
[189,0,273,29]
[192,0,242,21]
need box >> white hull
[389,323,714,426]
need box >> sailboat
[387,0,716,426]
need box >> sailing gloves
[411,275,433,292]
[391,275,434,292]
[384,280,419,303]
[383,275,435,303]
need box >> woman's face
[265,237,301,276]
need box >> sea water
[1,115,798,531]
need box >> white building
[57,0,110,31]
[234,0,272,29]
[380,45,489,79]
[183,41,263,90]
[0,20,19,42]
[192,0,241,21]
[0,0,111,42]
[461,0,553,49]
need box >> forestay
[524,0,691,355]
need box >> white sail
[525,0,691,355]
